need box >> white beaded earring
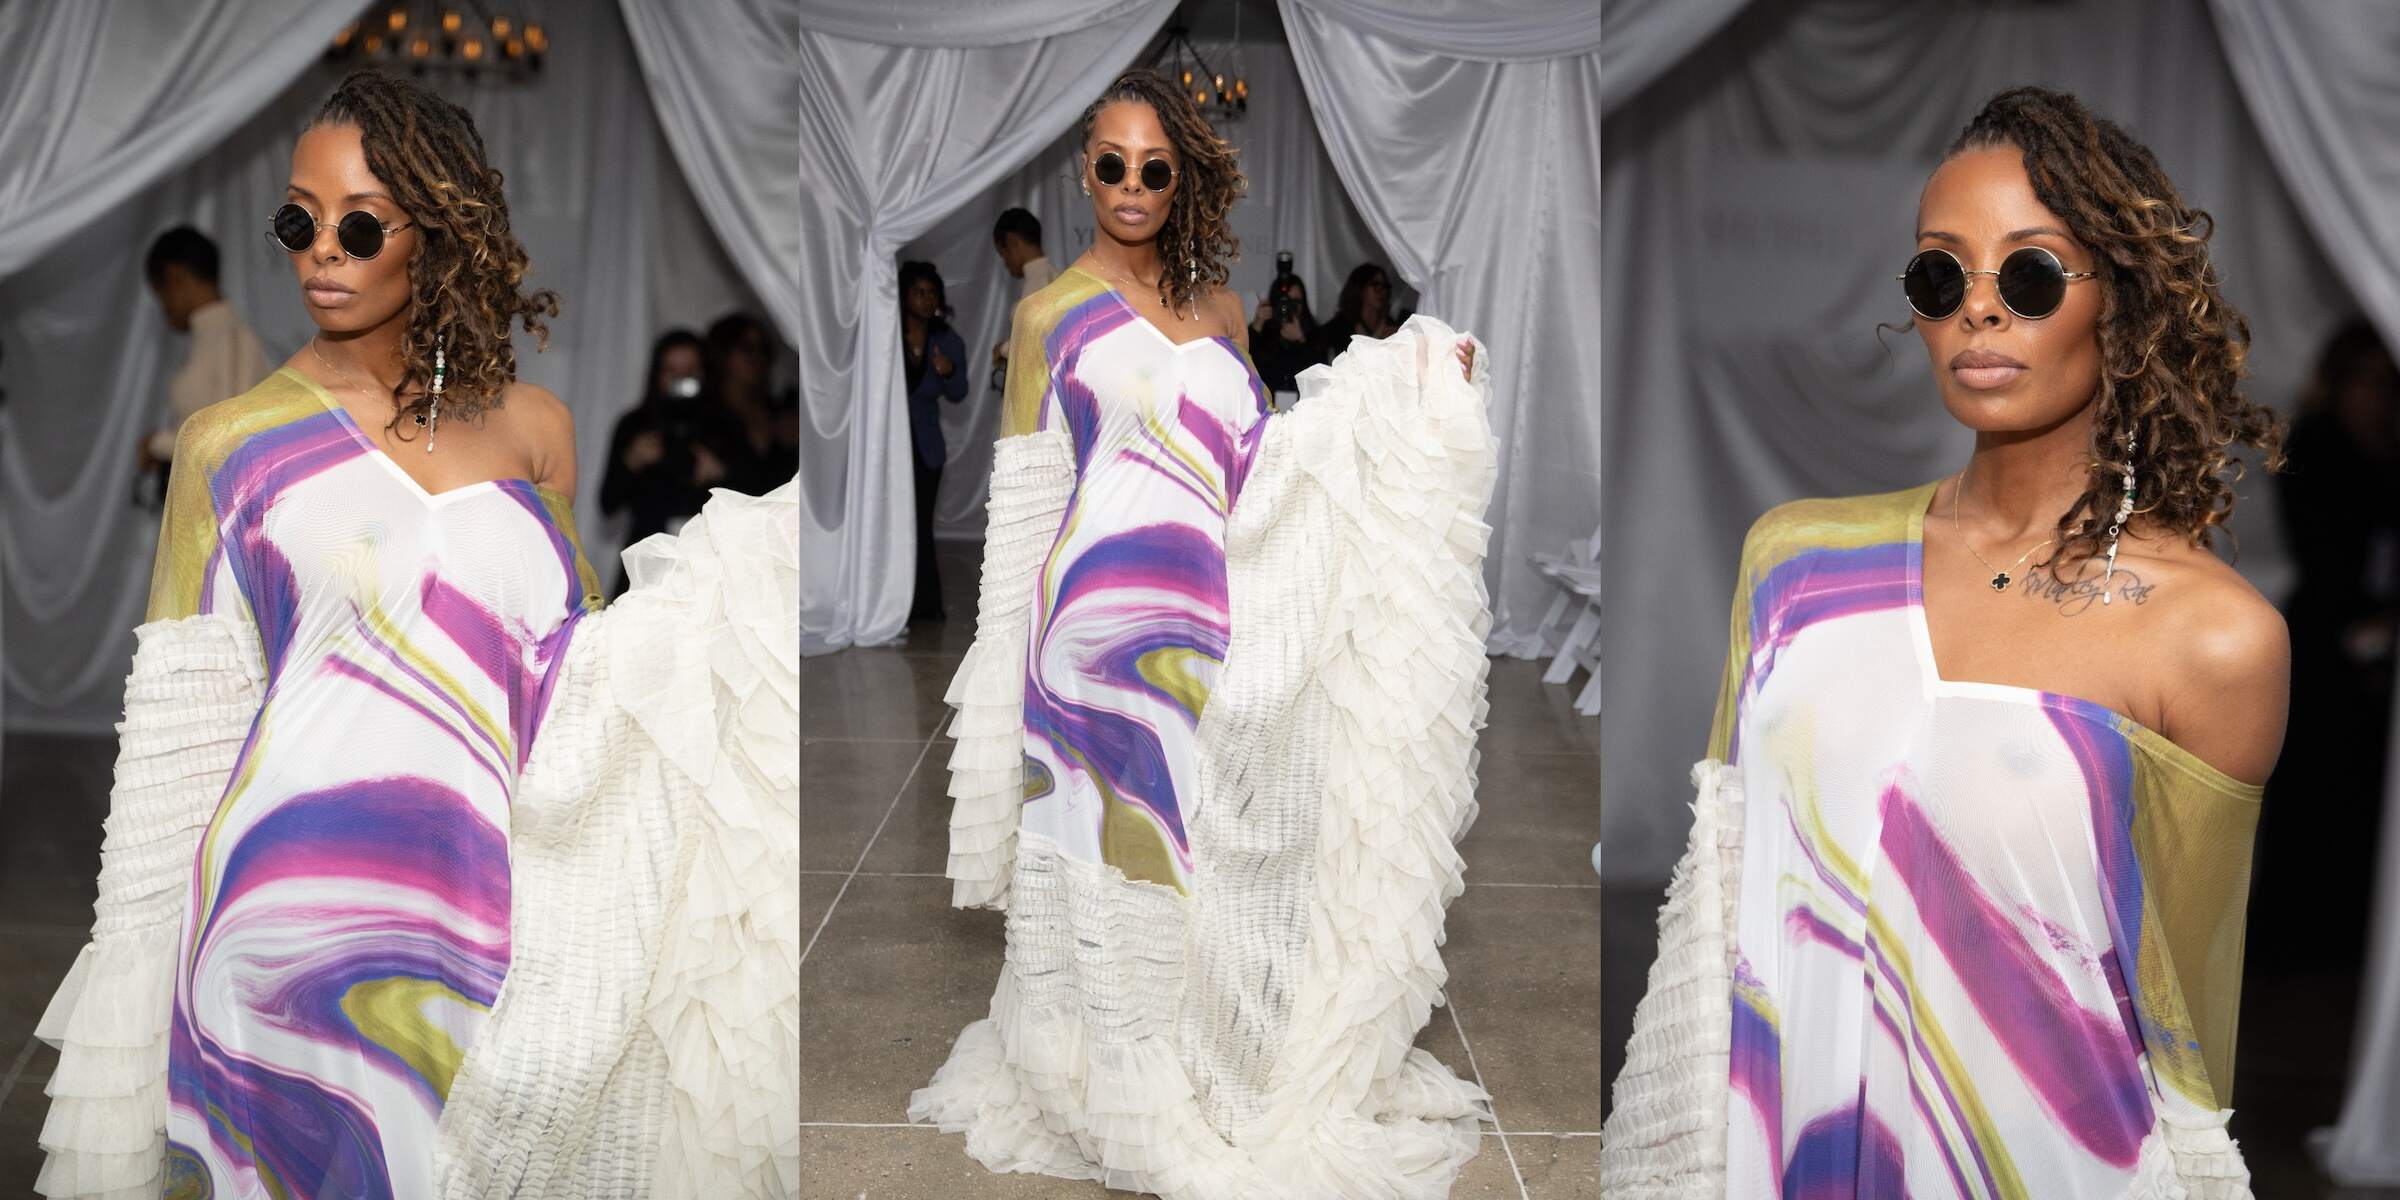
[426,337,447,452]
[1186,257,1198,320]
[2100,431,2135,603]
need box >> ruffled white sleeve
[1598,758,1745,1197]
[942,429,1073,910]
[34,615,264,1200]
[437,482,799,1200]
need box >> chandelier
[1148,15,1248,121]
[327,3,549,77]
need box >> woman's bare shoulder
[2132,533,2290,784]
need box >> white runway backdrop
[0,1,776,731]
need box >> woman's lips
[1950,348,2027,391]
[1953,365,2026,389]
[304,277,356,308]
[1112,205,1149,226]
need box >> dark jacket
[1250,320,1325,393]
[600,395,756,551]
[907,324,969,470]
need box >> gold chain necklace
[1951,471,2054,592]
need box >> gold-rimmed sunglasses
[1897,246,2096,321]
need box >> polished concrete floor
[800,539,1604,1198]
[0,730,116,1189]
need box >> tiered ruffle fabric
[939,431,1074,911]
[1598,759,2258,1199]
[34,482,799,1199]
[911,318,1500,1198]
[34,618,265,1200]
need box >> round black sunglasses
[1898,246,2096,321]
[268,203,413,261]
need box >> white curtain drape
[796,2,1178,655]
[2211,6,2400,1180]
[2317,681,2400,1180]
[898,39,1404,539]
[1599,0,1751,112]
[1596,0,2354,884]
[0,0,374,277]
[1279,0,1599,60]
[2208,0,2400,358]
[0,5,764,731]
[619,0,803,347]
[1278,0,1603,657]
[791,0,1161,48]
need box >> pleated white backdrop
[0,2,776,732]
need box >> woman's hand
[931,345,955,378]
[1252,299,1275,331]
[625,430,665,472]
[1455,339,1477,381]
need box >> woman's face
[1085,100,1179,248]
[1364,275,1388,313]
[285,122,415,335]
[2335,344,2400,449]
[721,330,769,391]
[656,344,701,395]
[905,277,942,321]
[1912,146,2104,437]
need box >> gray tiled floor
[0,732,116,1188]
[800,539,1602,1197]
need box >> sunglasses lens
[271,204,316,253]
[336,211,386,260]
[1093,153,1126,187]
[1140,158,1173,191]
[1999,247,2068,318]
[1903,251,1965,320]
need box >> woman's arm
[511,381,579,500]
[2160,580,2292,786]
[934,328,970,404]
[1000,295,1062,439]
[1222,289,1251,356]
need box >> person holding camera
[1247,253,1324,403]
[1316,261,1406,358]
[600,327,747,596]
[902,260,969,622]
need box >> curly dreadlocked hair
[1945,87,2282,565]
[313,70,558,437]
[1080,70,1245,316]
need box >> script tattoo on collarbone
[2015,563,2156,616]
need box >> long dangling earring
[2100,430,2135,604]
[1187,256,1198,321]
[427,337,447,453]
